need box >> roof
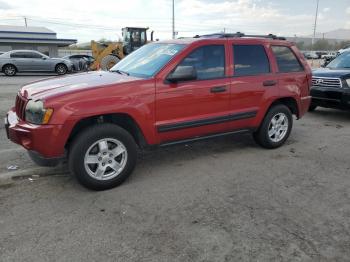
[0,25,77,46]
[0,37,77,46]
[158,37,290,46]
[158,32,289,45]
[0,25,55,35]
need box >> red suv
[5,33,312,190]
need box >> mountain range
[306,28,350,40]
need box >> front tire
[69,124,137,190]
[253,104,293,149]
[55,63,68,75]
[3,64,16,76]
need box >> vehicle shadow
[15,132,260,192]
[309,108,350,122]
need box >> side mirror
[167,66,197,83]
[42,57,47,60]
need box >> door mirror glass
[167,65,197,82]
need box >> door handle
[263,80,277,86]
[210,86,227,93]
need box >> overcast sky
[0,0,349,43]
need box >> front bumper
[310,86,350,109]
[4,109,67,158]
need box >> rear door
[229,43,279,130]
[155,41,232,143]
[10,52,30,71]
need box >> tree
[335,41,350,50]
[296,41,305,50]
[312,39,332,50]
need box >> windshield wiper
[111,69,129,76]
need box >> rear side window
[178,45,225,80]
[27,52,42,59]
[271,46,304,73]
[233,45,270,76]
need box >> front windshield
[327,52,350,69]
[110,43,185,78]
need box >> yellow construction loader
[90,27,154,70]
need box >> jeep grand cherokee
[5,33,312,190]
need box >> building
[0,25,77,57]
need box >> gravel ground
[0,75,349,262]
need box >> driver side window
[177,45,225,80]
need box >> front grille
[312,77,342,88]
[15,94,27,120]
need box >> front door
[28,52,51,71]
[155,43,231,143]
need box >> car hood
[312,68,350,79]
[20,71,142,100]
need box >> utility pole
[24,16,28,27]
[172,0,175,39]
[312,0,319,50]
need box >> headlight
[25,100,53,124]
[346,79,350,88]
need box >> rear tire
[69,123,137,190]
[253,104,293,149]
[100,55,120,71]
[3,64,16,76]
[56,63,68,75]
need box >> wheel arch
[268,97,299,118]
[55,62,67,70]
[2,63,17,72]
[65,113,148,150]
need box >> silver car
[0,50,73,76]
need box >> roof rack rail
[193,32,286,40]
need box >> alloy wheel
[84,138,128,180]
[268,113,289,143]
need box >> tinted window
[27,52,42,59]
[10,52,42,58]
[177,45,225,80]
[10,52,28,58]
[141,31,146,44]
[272,46,303,73]
[233,45,270,76]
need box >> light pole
[312,0,320,50]
[172,0,175,39]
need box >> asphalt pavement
[0,74,350,261]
